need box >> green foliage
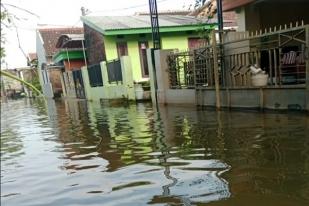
[194,0,207,8]
[1,5,11,58]
[29,74,42,93]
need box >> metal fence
[106,59,123,84]
[166,23,308,89]
[166,50,195,89]
[87,64,103,87]
[222,23,308,87]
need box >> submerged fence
[106,59,122,84]
[167,22,308,89]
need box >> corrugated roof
[81,15,214,34]
[55,34,84,48]
[38,27,83,56]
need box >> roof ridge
[38,27,83,31]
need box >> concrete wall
[104,32,201,82]
[62,71,77,98]
[81,56,135,102]
[149,49,196,105]
[196,87,307,111]
[81,65,104,101]
[36,31,53,98]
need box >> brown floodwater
[1,99,309,206]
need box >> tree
[1,5,11,58]
[1,3,39,62]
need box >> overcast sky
[1,0,197,69]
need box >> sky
[1,0,197,69]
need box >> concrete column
[120,56,135,100]
[100,61,110,87]
[81,66,91,100]
[60,72,67,97]
[150,49,173,104]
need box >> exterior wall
[104,32,200,82]
[1,70,23,91]
[236,2,309,32]
[196,87,306,111]
[36,31,54,98]
[235,7,246,31]
[48,68,63,96]
[81,56,135,101]
[222,0,254,11]
[62,71,77,98]
[149,49,196,105]
[64,60,85,71]
[81,65,104,101]
[84,24,106,65]
[258,3,309,29]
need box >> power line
[89,0,170,14]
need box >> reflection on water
[1,99,309,206]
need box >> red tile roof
[189,0,237,28]
[27,52,37,61]
[38,27,83,56]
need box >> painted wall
[36,31,54,98]
[64,60,85,71]
[104,32,200,82]
[81,56,135,101]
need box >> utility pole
[216,0,223,33]
[216,0,225,86]
[148,0,161,49]
[148,0,161,106]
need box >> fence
[166,22,308,89]
[87,64,103,87]
[106,59,122,84]
[166,50,194,89]
[223,23,308,87]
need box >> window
[138,41,149,77]
[41,63,48,84]
[188,38,207,50]
[116,42,128,57]
[87,64,103,87]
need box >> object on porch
[250,65,268,87]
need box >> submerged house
[149,1,309,111]
[53,34,86,99]
[36,27,84,98]
[79,15,215,101]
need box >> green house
[81,15,215,82]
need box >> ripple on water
[1,100,309,206]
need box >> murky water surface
[1,99,309,206]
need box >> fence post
[101,61,109,87]
[212,30,221,110]
[120,56,135,100]
[304,25,309,112]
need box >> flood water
[1,99,309,206]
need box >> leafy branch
[0,3,39,64]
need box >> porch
[150,23,309,111]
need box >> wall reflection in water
[2,99,308,206]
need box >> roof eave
[53,50,85,63]
[81,16,217,35]
[104,24,216,35]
